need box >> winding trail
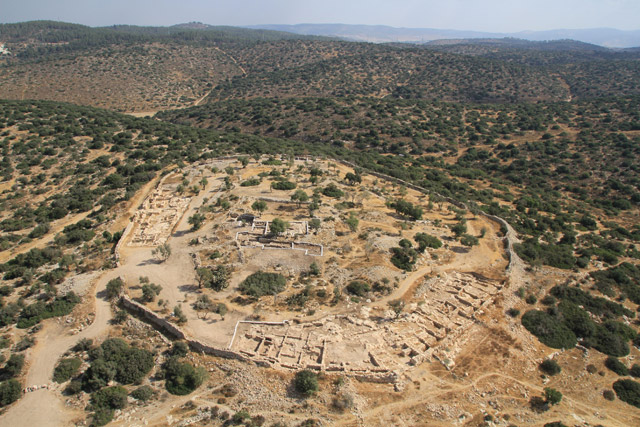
[0,270,116,427]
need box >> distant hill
[247,24,640,48]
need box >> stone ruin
[129,182,191,247]
[234,217,323,256]
[229,272,504,378]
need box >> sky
[1,0,639,32]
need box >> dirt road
[0,269,117,427]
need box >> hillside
[1,22,640,112]
[1,21,640,427]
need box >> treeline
[0,20,321,60]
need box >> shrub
[294,370,318,396]
[603,389,616,401]
[91,385,128,411]
[345,281,370,297]
[605,357,629,376]
[586,324,631,357]
[539,359,561,376]
[105,278,124,300]
[73,338,93,352]
[390,246,418,271]
[322,184,344,198]
[269,218,289,235]
[53,357,82,383]
[390,199,423,220]
[90,386,128,425]
[506,308,520,317]
[163,357,207,396]
[541,295,557,306]
[172,342,189,357]
[240,178,260,187]
[0,354,24,380]
[83,338,154,390]
[460,234,479,247]
[414,233,442,252]
[130,385,154,402]
[16,292,81,328]
[239,272,286,297]
[0,379,21,407]
[544,387,562,405]
[613,379,640,408]
[521,310,577,349]
[526,295,537,304]
[271,180,296,190]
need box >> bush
[53,357,82,383]
[271,180,296,190]
[390,199,423,220]
[172,342,189,357]
[240,178,260,187]
[105,278,124,300]
[539,359,561,376]
[83,338,154,390]
[322,184,344,198]
[345,281,370,297]
[603,389,616,401]
[390,246,418,271]
[0,379,21,407]
[414,233,442,252]
[587,324,631,357]
[91,385,128,411]
[163,357,207,395]
[294,369,318,396]
[605,357,629,376]
[73,338,93,352]
[269,218,289,235]
[239,272,286,297]
[521,310,577,349]
[130,385,154,402]
[544,387,562,405]
[0,354,24,380]
[16,292,81,329]
[613,379,640,408]
[506,308,520,317]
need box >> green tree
[105,278,124,300]
[196,267,212,289]
[269,218,289,236]
[345,213,359,232]
[152,243,171,262]
[188,213,205,231]
[251,200,267,214]
[291,189,309,207]
[544,387,562,406]
[294,369,319,396]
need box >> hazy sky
[1,0,639,32]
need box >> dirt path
[0,169,169,426]
[0,269,117,427]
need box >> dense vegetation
[239,272,287,297]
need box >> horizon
[1,0,640,34]
[2,19,640,34]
